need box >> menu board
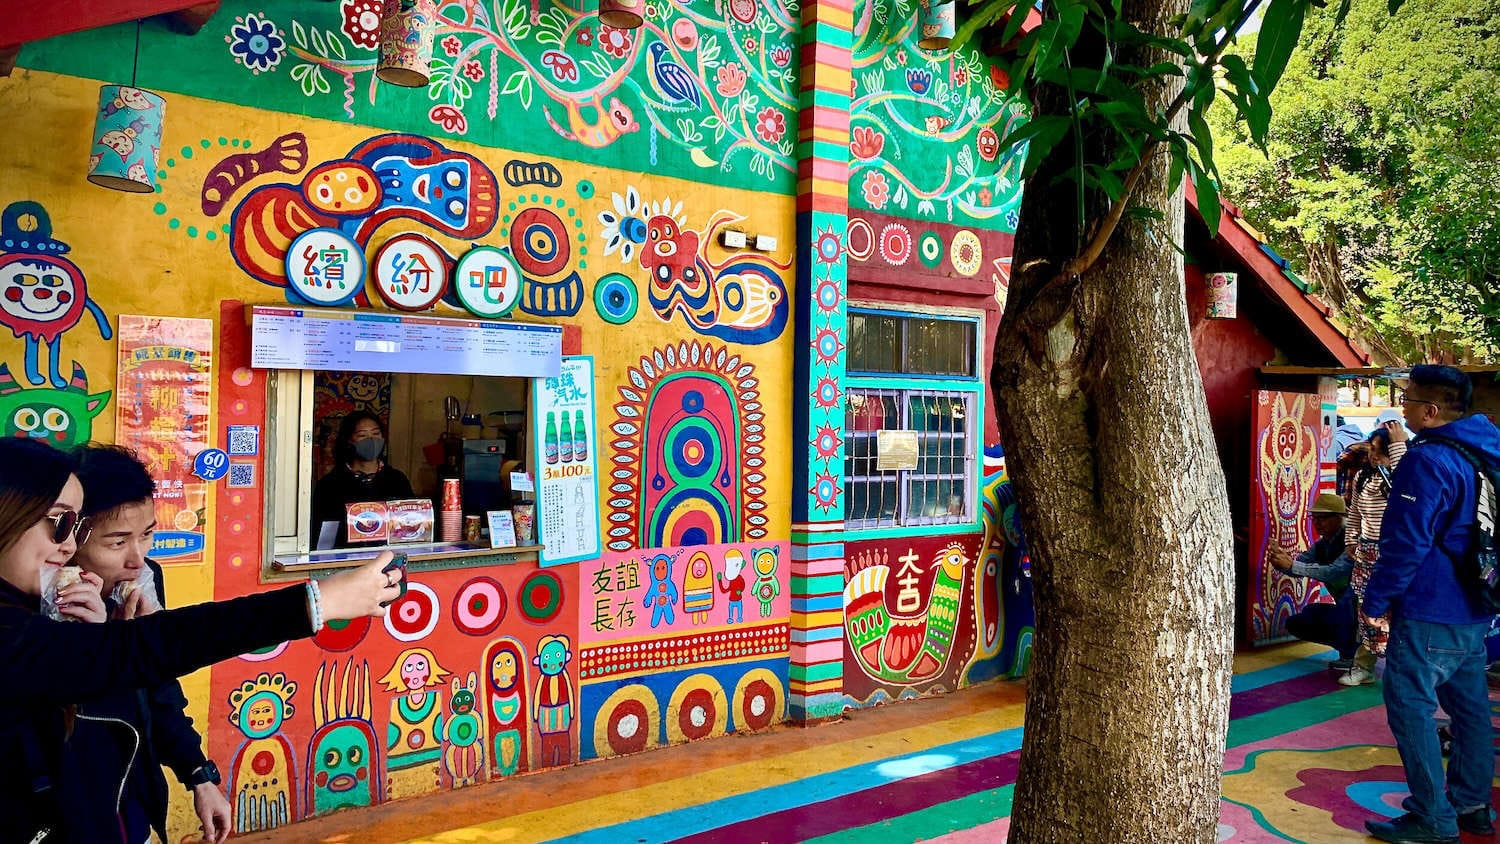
[250,306,562,378]
[532,357,600,567]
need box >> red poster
[1247,389,1327,645]
[115,315,214,564]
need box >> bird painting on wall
[647,42,703,109]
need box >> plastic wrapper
[41,564,84,621]
[110,564,162,616]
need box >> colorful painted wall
[1,0,1035,837]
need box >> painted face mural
[306,658,380,817]
[227,672,299,833]
[0,363,110,446]
[482,637,531,778]
[0,202,113,387]
[531,634,574,770]
[378,647,452,800]
[443,672,487,788]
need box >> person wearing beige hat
[1269,492,1359,670]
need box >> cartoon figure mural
[0,363,110,445]
[378,647,451,800]
[229,134,499,294]
[306,658,382,816]
[0,202,112,387]
[1249,390,1325,644]
[532,634,574,769]
[227,672,299,833]
[482,636,531,777]
[751,545,781,618]
[681,550,715,625]
[717,548,747,624]
[642,552,680,628]
[443,672,487,788]
[844,542,972,686]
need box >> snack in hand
[55,566,83,592]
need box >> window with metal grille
[844,310,981,530]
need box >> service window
[844,308,982,531]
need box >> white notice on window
[876,429,920,472]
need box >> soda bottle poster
[532,356,599,567]
[115,315,214,563]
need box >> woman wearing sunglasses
[0,438,405,843]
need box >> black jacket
[0,576,314,844]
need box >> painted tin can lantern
[87,85,166,193]
[917,0,956,50]
[598,0,645,29]
[377,0,439,87]
[1207,271,1238,319]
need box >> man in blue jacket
[1363,366,1498,844]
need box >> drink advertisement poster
[532,356,599,567]
[115,316,214,563]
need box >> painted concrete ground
[237,641,1499,843]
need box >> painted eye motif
[323,748,342,768]
[443,167,463,188]
[15,273,39,287]
[42,408,68,432]
[42,275,65,288]
[347,746,363,765]
[447,199,465,217]
[13,408,40,432]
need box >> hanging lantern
[918,0,956,51]
[87,85,166,193]
[1207,272,1238,319]
[377,0,439,87]
[598,0,645,29]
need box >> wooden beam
[0,46,18,78]
[164,1,220,35]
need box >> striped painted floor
[243,641,1500,843]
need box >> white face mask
[352,437,385,461]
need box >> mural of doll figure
[752,545,781,618]
[681,550,715,625]
[227,672,299,833]
[442,672,487,788]
[532,635,574,769]
[377,647,451,800]
[306,658,382,816]
[483,637,531,778]
[642,552,679,628]
[717,548,747,624]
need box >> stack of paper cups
[440,478,463,541]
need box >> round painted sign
[372,234,450,312]
[452,245,521,318]
[285,227,365,307]
[193,448,230,481]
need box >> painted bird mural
[844,542,970,685]
[647,42,702,108]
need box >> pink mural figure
[682,550,715,624]
[532,634,574,769]
[377,647,451,799]
[483,637,532,778]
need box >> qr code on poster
[227,425,259,456]
[227,462,256,489]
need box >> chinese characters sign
[286,227,364,307]
[115,315,214,563]
[532,356,599,566]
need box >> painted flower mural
[340,0,382,49]
[850,126,884,161]
[226,13,287,75]
[754,108,786,144]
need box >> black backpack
[1422,434,1500,613]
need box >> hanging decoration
[1207,272,1238,319]
[377,0,439,87]
[917,0,956,50]
[87,21,166,193]
[598,0,645,29]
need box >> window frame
[842,304,985,537]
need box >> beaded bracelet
[305,579,325,634]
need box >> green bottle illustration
[559,409,574,463]
[573,409,588,462]
[544,411,559,465]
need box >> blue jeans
[1382,616,1495,835]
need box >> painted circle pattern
[453,576,507,636]
[285,227,365,307]
[312,615,371,652]
[238,640,289,662]
[950,230,983,277]
[518,570,564,624]
[383,581,440,642]
[844,218,875,261]
[511,206,571,276]
[665,673,727,745]
[593,272,639,324]
[879,223,912,266]
[372,233,450,311]
[738,678,776,731]
[592,683,659,759]
[452,246,522,318]
[918,230,944,268]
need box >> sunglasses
[41,510,91,545]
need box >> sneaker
[1458,807,1495,835]
[1339,664,1376,686]
[1329,658,1356,671]
[1365,813,1459,844]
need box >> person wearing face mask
[311,410,414,548]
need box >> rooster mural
[844,541,970,685]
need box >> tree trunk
[992,0,1235,840]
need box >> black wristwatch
[184,761,221,788]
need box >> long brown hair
[0,439,75,559]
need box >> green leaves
[1253,0,1311,94]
